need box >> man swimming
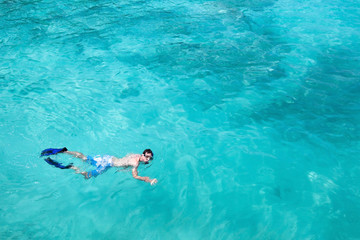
[41,148,157,185]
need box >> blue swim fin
[40,147,67,157]
[44,157,73,169]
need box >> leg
[70,166,90,179]
[64,151,87,161]
[70,166,105,179]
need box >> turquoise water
[1,0,360,239]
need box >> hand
[150,178,158,185]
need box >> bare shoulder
[128,153,141,160]
[127,154,141,166]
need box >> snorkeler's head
[142,149,153,164]
[143,149,153,157]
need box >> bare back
[112,154,140,168]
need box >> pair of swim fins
[41,147,72,170]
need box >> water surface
[1,0,360,239]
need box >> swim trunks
[86,155,113,178]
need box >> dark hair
[143,149,153,157]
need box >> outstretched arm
[132,167,157,185]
